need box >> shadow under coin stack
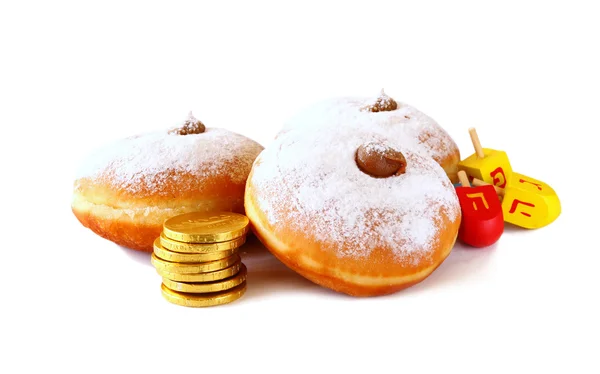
[151,212,250,307]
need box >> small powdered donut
[72,113,263,252]
[245,128,461,297]
[278,90,461,182]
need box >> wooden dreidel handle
[469,127,485,159]
[458,169,471,187]
[455,171,504,248]
[458,128,513,188]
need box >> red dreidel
[473,173,561,229]
[458,128,513,188]
[455,171,504,248]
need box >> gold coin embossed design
[162,264,247,293]
[153,238,237,262]
[160,282,247,307]
[151,253,240,274]
[159,233,246,253]
[157,261,242,282]
[163,212,249,243]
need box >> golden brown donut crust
[72,173,247,252]
[245,188,459,296]
[417,128,461,183]
[72,127,263,252]
[244,128,461,297]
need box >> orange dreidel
[473,173,561,229]
[458,128,513,188]
[455,171,504,248]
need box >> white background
[1,1,598,373]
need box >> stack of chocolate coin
[151,211,249,307]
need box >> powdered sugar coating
[279,95,457,163]
[76,128,263,196]
[250,128,460,262]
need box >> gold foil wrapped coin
[161,282,247,307]
[151,253,240,274]
[157,261,242,282]
[162,212,249,243]
[162,264,247,293]
[153,238,237,262]
[159,233,246,253]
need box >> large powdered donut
[245,127,461,297]
[72,114,263,252]
[278,91,460,182]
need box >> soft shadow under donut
[400,241,497,295]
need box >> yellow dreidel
[458,128,513,188]
[472,173,561,229]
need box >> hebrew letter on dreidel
[473,175,559,229]
[466,192,489,210]
[508,199,535,217]
[490,167,507,188]
[455,171,504,248]
[458,128,513,186]
[499,172,561,229]
[518,178,543,191]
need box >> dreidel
[458,128,513,188]
[455,171,504,248]
[472,173,561,229]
